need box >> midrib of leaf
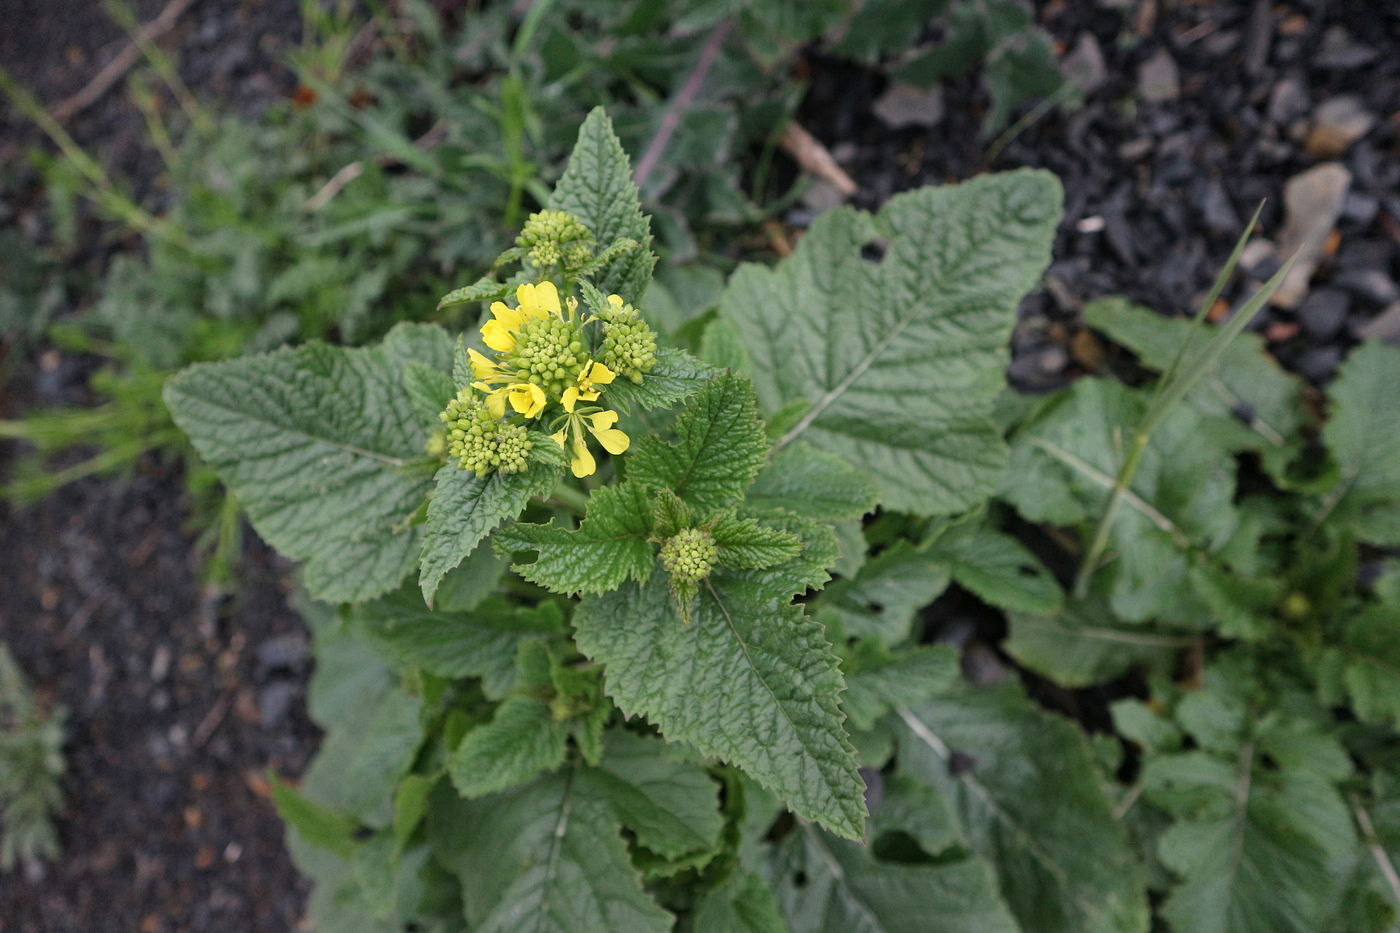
[1029,438,1188,546]
[896,706,1104,926]
[527,768,577,933]
[807,830,886,932]
[775,304,918,452]
[192,390,410,468]
[705,580,854,827]
[1052,626,1195,649]
[1220,741,1255,925]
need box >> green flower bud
[503,317,589,389]
[597,299,658,384]
[660,527,718,586]
[439,389,533,477]
[517,210,595,276]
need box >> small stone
[256,633,307,674]
[1304,96,1376,159]
[1138,48,1180,102]
[962,643,1008,687]
[1271,163,1352,309]
[1117,138,1154,161]
[1062,33,1107,95]
[258,681,298,729]
[1314,25,1378,69]
[1333,268,1400,306]
[800,178,847,213]
[1297,345,1342,383]
[1239,239,1277,273]
[1266,77,1310,126]
[871,83,945,129]
[1199,179,1240,235]
[1342,191,1380,226]
[1297,288,1350,339]
[1357,302,1400,343]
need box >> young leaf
[746,442,879,522]
[437,274,513,310]
[163,323,452,603]
[271,774,358,860]
[430,771,674,933]
[418,439,566,605]
[1004,599,1189,689]
[352,588,563,699]
[550,107,655,303]
[717,170,1062,515]
[577,731,724,860]
[626,372,771,515]
[815,542,952,645]
[449,697,570,798]
[1319,341,1400,544]
[573,571,867,840]
[692,872,788,933]
[494,481,655,595]
[896,685,1151,933]
[841,643,960,732]
[770,825,1021,933]
[1317,595,1400,727]
[402,361,455,429]
[709,511,803,570]
[924,523,1064,615]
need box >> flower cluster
[516,210,595,277]
[659,527,718,586]
[437,272,659,479]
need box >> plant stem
[1072,431,1148,598]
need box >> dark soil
[2,0,1398,931]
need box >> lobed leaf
[448,697,570,798]
[1320,341,1400,544]
[718,170,1062,515]
[163,323,453,603]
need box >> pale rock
[1305,95,1376,158]
[1062,33,1107,95]
[872,82,945,129]
[1271,163,1352,309]
[1138,48,1179,102]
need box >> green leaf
[710,511,803,570]
[1002,377,1239,625]
[731,510,841,599]
[770,825,1020,933]
[550,107,655,303]
[1320,342,1400,544]
[163,323,452,603]
[626,372,771,516]
[841,643,959,732]
[1144,749,1357,933]
[746,442,879,522]
[896,685,1151,933]
[573,571,867,840]
[340,688,426,824]
[1317,596,1400,727]
[693,871,788,933]
[449,697,569,798]
[1084,297,1304,478]
[925,523,1063,614]
[271,774,358,859]
[352,589,563,699]
[815,542,951,645]
[495,481,655,595]
[718,171,1062,515]
[578,731,723,860]
[418,440,566,605]
[430,771,674,932]
[602,346,716,413]
[1004,598,1189,689]
[402,361,454,429]
[437,274,512,310]
[391,774,436,850]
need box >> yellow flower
[481,281,562,352]
[550,404,630,478]
[561,360,617,410]
[479,382,547,420]
[469,348,508,384]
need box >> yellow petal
[517,281,561,319]
[569,436,596,478]
[585,361,616,385]
[481,319,516,353]
[562,386,580,411]
[468,349,499,381]
[592,426,630,456]
[607,294,624,307]
[550,428,567,449]
[490,301,529,329]
[509,383,547,418]
[485,387,508,420]
[587,410,619,431]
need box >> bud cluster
[503,317,592,396]
[517,210,595,275]
[659,527,718,586]
[597,299,658,384]
[440,389,533,477]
